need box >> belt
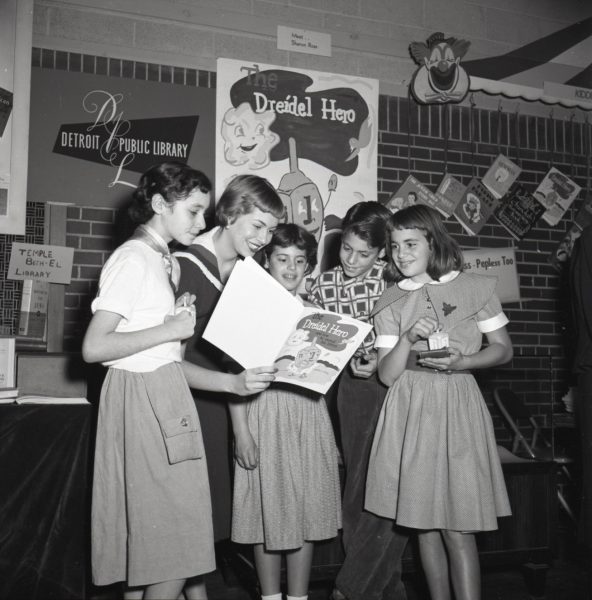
[405,351,471,375]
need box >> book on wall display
[0,337,16,389]
[388,174,439,212]
[203,258,372,395]
[17,279,49,340]
[481,154,521,199]
[494,183,546,240]
[453,177,500,236]
[434,174,466,217]
[534,167,581,227]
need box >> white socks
[287,596,308,600]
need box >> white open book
[203,257,372,394]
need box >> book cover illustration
[203,257,371,394]
[0,86,13,138]
[453,178,499,236]
[18,279,49,340]
[434,174,466,217]
[494,183,545,240]
[386,174,437,213]
[481,154,521,199]
[534,167,581,227]
[273,309,369,393]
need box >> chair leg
[557,489,577,523]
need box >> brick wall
[0,43,584,442]
[43,52,588,444]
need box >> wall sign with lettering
[215,58,378,274]
[28,68,215,208]
[8,242,74,284]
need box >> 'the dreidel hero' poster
[215,58,378,274]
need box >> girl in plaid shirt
[310,202,409,600]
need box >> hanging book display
[388,174,440,214]
[434,174,465,217]
[453,178,499,236]
[494,183,545,241]
[535,167,581,227]
[481,154,521,199]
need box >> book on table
[203,257,372,395]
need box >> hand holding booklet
[203,258,372,394]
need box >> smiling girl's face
[390,227,432,283]
[227,207,279,257]
[267,244,308,295]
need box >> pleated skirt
[231,386,342,550]
[365,370,511,531]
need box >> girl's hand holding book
[418,346,465,371]
[231,366,277,396]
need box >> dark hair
[128,162,212,224]
[384,204,463,281]
[341,201,391,250]
[216,174,285,226]
[264,223,318,274]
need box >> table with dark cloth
[0,404,91,600]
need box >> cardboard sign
[462,247,520,304]
[8,242,74,284]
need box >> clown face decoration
[409,32,470,104]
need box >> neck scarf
[129,224,180,290]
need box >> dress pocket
[159,412,204,464]
[143,365,205,465]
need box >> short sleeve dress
[365,271,512,532]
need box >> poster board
[0,0,33,235]
[215,58,378,274]
[28,68,216,209]
[462,247,520,304]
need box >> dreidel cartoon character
[287,336,321,378]
[277,137,324,241]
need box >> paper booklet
[494,183,545,240]
[203,257,372,395]
[534,167,581,227]
[453,177,500,236]
[481,154,521,199]
[434,174,466,217]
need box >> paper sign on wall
[462,247,520,304]
[8,242,74,284]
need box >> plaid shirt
[309,262,387,356]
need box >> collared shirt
[309,262,387,356]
